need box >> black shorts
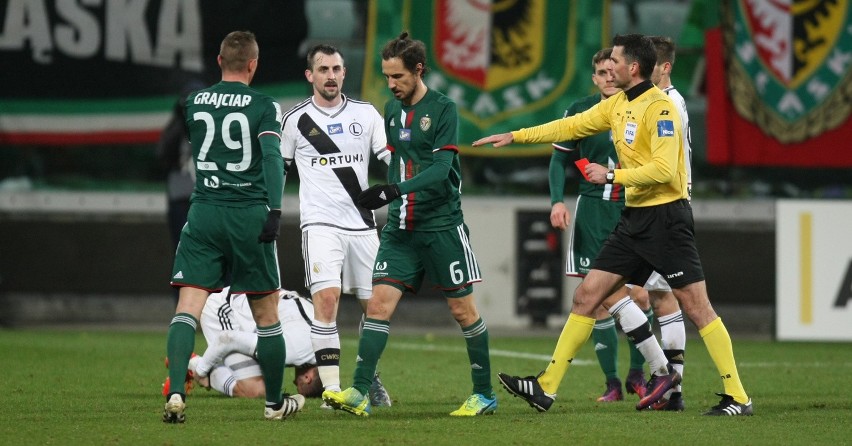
[592,199,704,288]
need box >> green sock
[462,318,492,396]
[592,316,619,380]
[628,307,656,371]
[166,313,198,398]
[256,321,285,405]
[353,318,389,396]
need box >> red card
[574,158,590,180]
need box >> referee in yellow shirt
[474,33,751,416]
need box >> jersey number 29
[193,111,252,172]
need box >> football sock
[539,313,595,395]
[462,318,492,396]
[311,320,341,390]
[659,310,686,393]
[699,317,749,403]
[628,307,655,371]
[255,321,285,407]
[592,316,619,380]
[609,296,668,375]
[353,318,389,396]
[166,313,197,400]
[209,365,237,397]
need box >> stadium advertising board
[776,200,852,341]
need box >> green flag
[363,0,608,157]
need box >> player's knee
[572,285,598,316]
[630,287,650,309]
[446,296,478,326]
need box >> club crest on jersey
[624,122,637,144]
[327,123,343,135]
[419,116,431,131]
[725,1,852,142]
[657,120,675,137]
[399,128,411,141]
[349,122,363,136]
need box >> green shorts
[373,223,480,298]
[170,202,281,295]
[566,195,624,276]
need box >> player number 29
[193,111,252,172]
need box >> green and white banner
[362,0,609,156]
[0,0,308,145]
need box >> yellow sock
[699,317,749,403]
[538,313,595,395]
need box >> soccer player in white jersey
[639,35,692,411]
[280,44,392,407]
[162,287,323,398]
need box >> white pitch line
[344,340,596,365]
[343,340,852,368]
[738,361,852,368]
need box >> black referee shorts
[592,199,705,289]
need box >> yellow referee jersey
[513,83,687,207]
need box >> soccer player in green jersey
[550,48,654,403]
[322,32,496,417]
[475,34,752,416]
[163,31,303,423]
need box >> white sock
[311,321,340,390]
[659,310,686,392]
[209,366,237,397]
[609,296,669,376]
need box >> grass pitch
[1,329,849,445]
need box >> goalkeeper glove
[357,184,401,210]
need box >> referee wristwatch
[605,169,615,184]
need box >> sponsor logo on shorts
[666,271,684,279]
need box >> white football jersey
[662,86,692,195]
[280,95,390,232]
[203,288,317,367]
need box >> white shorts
[223,352,262,380]
[200,290,255,347]
[203,287,317,369]
[301,227,379,299]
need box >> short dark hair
[295,365,323,398]
[306,43,342,70]
[612,34,657,80]
[648,35,676,65]
[381,31,429,76]
[219,31,258,73]
[592,47,613,70]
